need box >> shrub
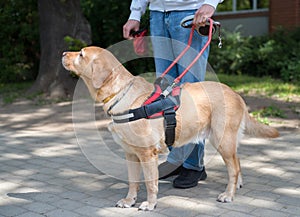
[0,0,39,83]
[80,0,154,75]
[209,26,300,83]
[1,0,299,84]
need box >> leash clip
[162,86,173,98]
[161,82,177,98]
[218,36,222,48]
[217,24,222,49]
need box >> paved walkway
[0,101,300,217]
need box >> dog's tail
[244,112,279,138]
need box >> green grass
[0,82,68,105]
[0,82,33,104]
[216,74,300,122]
[141,72,300,100]
[216,74,299,124]
[140,72,156,83]
[217,74,300,101]
[250,105,287,125]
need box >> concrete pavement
[0,101,299,217]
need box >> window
[217,0,269,13]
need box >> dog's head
[62,46,119,89]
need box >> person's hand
[123,20,140,39]
[193,4,216,26]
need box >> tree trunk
[29,0,91,98]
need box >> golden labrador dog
[62,46,279,211]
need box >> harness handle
[173,18,215,84]
[181,15,221,37]
[159,25,196,79]
[159,18,220,94]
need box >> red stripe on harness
[143,84,162,105]
[143,85,181,119]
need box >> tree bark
[30,0,91,98]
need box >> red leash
[160,18,217,88]
[160,24,196,79]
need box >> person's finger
[123,20,140,39]
[193,4,215,26]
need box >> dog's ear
[91,59,110,89]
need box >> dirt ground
[241,94,299,133]
[0,92,299,135]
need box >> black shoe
[173,167,207,189]
[158,161,183,180]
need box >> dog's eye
[79,52,83,57]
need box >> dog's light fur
[62,46,279,211]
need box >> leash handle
[159,18,220,97]
[181,15,221,36]
[180,15,221,28]
[173,18,214,84]
[160,18,217,83]
[130,27,147,38]
[181,15,222,48]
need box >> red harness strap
[143,84,181,119]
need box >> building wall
[269,0,300,32]
[214,11,269,36]
[214,0,300,36]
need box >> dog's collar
[105,79,135,115]
[102,93,116,104]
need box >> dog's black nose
[62,52,67,57]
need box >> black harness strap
[112,95,179,123]
[111,94,179,147]
[164,108,177,146]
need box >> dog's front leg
[116,153,141,208]
[138,151,158,211]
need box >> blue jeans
[150,10,209,171]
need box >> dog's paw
[217,192,233,203]
[138,201,157,211]
[116,198,136,208]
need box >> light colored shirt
[129,0,223,21]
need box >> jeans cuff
[182,163,204,172]
[166,158,183,167]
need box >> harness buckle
[162,82,178,98]
[162,86,173,98]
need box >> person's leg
[167,10,209,170]
[150,11,178,82]
[165,10,210,188]
[150,10,209,183]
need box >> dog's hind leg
[218,152,241,202]
[116,153,141,208]
[211,131,241,203]
[236,157,243,189]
